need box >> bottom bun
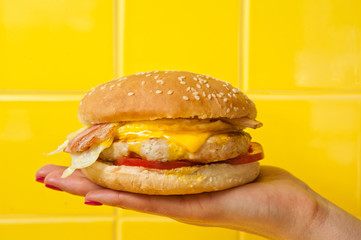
[81,161,260,195]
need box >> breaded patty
[100,132,251,163]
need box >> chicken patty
[100,132,251,163]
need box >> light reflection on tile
[247,96,361,215]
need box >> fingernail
[36,177,45,183]
[84,200,103,206]
[45,184,63,191]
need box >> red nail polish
[36,177,45,183]
[45,184,63,191]
[84,200,103,206]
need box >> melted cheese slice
[163,132,211,153]
[117,120,234,153]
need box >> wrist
[298,194,361,240]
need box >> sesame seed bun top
[78,71,258,124]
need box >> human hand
[36,164,361,240]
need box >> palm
[36,165,318,238]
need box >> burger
[49,71,264,195]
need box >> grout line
[358,103,361,215]
[236,0,242,91]
[0,216,114,224]
[113,0,119,79]
[114,215,119,240]
[116,0,125,78]
[245,89,361,95]
[247,93,361,100]
[0,94,83,102]
[240,0,250,92]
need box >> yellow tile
[117,218,238,240]
[0,99,113,215]
[0,217,113,240]
[247,96,361,215]
[0,0,114,90]
[246,0,361,91]
[121,0,241,87]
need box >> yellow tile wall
[1,0,360,240]
[0,217,114,240]
[117,217,238,240]
[246,0,361,92]
[0,0,114,91]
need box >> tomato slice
[222,142,264,165]
[113,142,264,170]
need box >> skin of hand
[36,164,361,240]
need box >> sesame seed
[206,84,210,88]
[167,90,174,95]
[201,79,207,84]
[186,87,191,91]
[226,108,230,113]
[110,84,114,89]
[219,92,224,96]
[100,86,106,90]
[194,95,200,100]
[145,74,151,77]
[233,93,237,98]
[154,75,159,80]
[211,93,216,98]
[128,92,135,96]
[79,101,82,106]
[164,70,169,73]
[183,96,189,100]
[224,98,228,102]
[202,92,206,97]
[216,93,222,98]
[180,81,186,85]
[196,84,201,89]
[228,93,232,97]
[135,72,144,75]
[156,80,164,85]
[156,90,162,94]
[117,83,121,87]
[234,107,239,111]
[205,75,210,79]
[154,71,159,73]
[192,91,199,95]
[242,106,246,110]
[178,76,185,80]
[88,92,92,96]
[232,88,240,93]
[193,77,198,81]
[208,94,211,100]
[141,81,145,85]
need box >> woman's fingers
[36,164,104,196]
[85,189,216,221]
[46,169,104,196]
[36,164,85,181]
